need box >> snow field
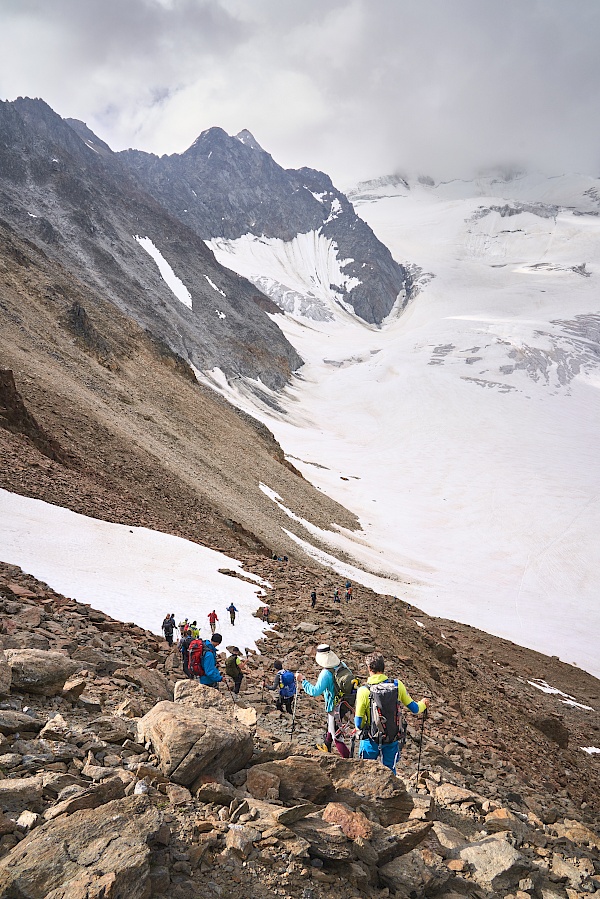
[0,489,268,652]
[209,176,600,678]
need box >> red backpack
[188,640,215,677]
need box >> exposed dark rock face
[0,98,302,390]
[0,370,69,464]
[120,126,412,324]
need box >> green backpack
[333,662,357,707]
[225,655,240,678]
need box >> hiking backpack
[333,662,357,707]
[279,669,296,699]
[188,639,215,677]
[225,655,240,678]
[364,680,407,747]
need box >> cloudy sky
[1,0,599,186]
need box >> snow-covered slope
[209,172,600,678]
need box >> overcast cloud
[0,0,599,186]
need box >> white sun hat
[315,644,340,668]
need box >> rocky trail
[0,555,598,899]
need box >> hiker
[345,586,352,603]
[333,588,340,604]
[225,647,246,694]
[179,618,190,637]
[262,605,270,624]
[189,620,200,638]
[208,610,218,634]
[178,631,194,678]
[161,613,175,646]
[354,651,429,774]
[271,660,296,713]
[310,589,317,609]
[189,633,223,687]
[297,644,350,755]
[227,603,238,626]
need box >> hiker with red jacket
[208,610,218,634]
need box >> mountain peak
[235,129,264,152]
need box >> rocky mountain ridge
[0,97,301,391]
[118,125,412,324]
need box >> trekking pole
[223,677,236,708]
[416,708,428,781]
[289,690,300,740]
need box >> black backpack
[364,680,407,747]
[333,662,357,707]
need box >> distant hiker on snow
[179,618,190,637]
[355,651,428,774]
[188,632,222,687]
[227,603,238,625]
[225,647,246,694]
[297,644,353,756]
[161,613,175,646]
[262,605,270,623]
[208,610,218,634]
[189,620,200,638]
[310,589,317,609]
[271,660,296,713]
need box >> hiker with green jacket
[354,651,428,774]
[225,647,246,694]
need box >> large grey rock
[291,816,353,861]
[379,847,450,897]
[113,665,172,700]
[137,699,253,785]
[0,795,161,898]
[460,834,529,890]
[322,757,414,825]
[0,775,44,814]
[5,649,79,696]
[0,708,43,735]
[44,775,125,820]
[247,757,333,804]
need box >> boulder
[484,807,528,840]
[0,708,43,735]
[0,795,161,899]
[0,775,44,814]
[247,757,333,804]
[173,679,230,709]
[5,649,79,696]
[225,824,262,859]
[379,847,450,897]
[291,816,353,861]
[44,776,125,820]
[113,666,172,701]
[460,834,529,890]
[552,819,600,850]
[322,802,373,840]
[323,758,414,825]
[87,715,134,744]
[377,820,435,864]
[431,821,469,858]
[137,700,253,785]
[246,767,280,800]
[435,782,483,807]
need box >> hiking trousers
[232,673,243,694]
[276,695,293,714]
[358,738,400,774]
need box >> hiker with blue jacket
[354,651,428,774]
[272,660,296,713]
[297,644,344,753]
[197,633,223,687]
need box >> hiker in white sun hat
[296,643,342,753]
